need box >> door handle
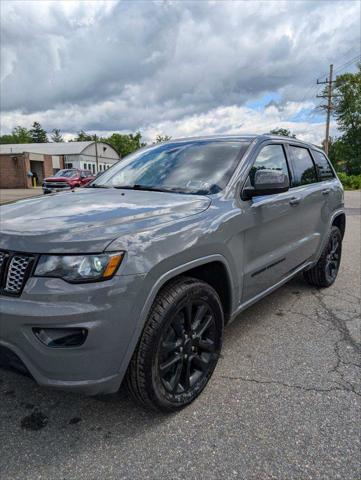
[322,189,331,195]
[289,197,301,206]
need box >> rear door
[241,142,308,302]
[310,148,341,219]
[286,144,328,263]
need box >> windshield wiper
[112,184,187,194]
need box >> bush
[337,172,361,190]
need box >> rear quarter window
[289,146,317,187]
[312,150,335,181]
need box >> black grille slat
[0,250,34,296]
[44,182,69,189]
[0,252,6,269]
[0,251,10,285]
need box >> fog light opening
[33,328,88,348]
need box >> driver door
[241,142,306,302]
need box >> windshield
[55,169,78,178]
[90,140,250,194]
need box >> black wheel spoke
[198,338,216,353]
[192,304,208,331]
[170,361,183,393]
[182,357,191,390]
[195,315,213,338]
[192,354,211,372]
[160,354,181,374]
[184,303,193,334]
[173,315,185,340]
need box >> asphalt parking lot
[0,191,360,480]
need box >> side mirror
[243,169,289,199]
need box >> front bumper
[43,186,71,194]
[0,273,146,395]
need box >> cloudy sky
[1,0,360,144]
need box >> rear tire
[125,276,224,412]
[303,226,342,288]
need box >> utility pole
[94,134,99,173]
[316,64,335,155]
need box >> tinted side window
[249,144,289,187]
[312,150,335,181]
[289,146,317,186]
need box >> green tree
[51,128,64,143]
[0,126,32,144]
[0,134,14,144]
[30,122,48,143]
[328,137,356,174]
[153,134,172,143]
[105,132,146,157]
[269,127,296,138]
[329,65,361,175]
[71,130,96,142]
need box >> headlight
[34,252,124,283]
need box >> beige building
[0,141,120,188]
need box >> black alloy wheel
[126,277,224,412]
[324,229,341,283]
[158,300,218,395]
[304,226,342,288]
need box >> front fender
[115,254,234,385]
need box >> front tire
[126,277,224,412]
[303,226,342,288]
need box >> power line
[333,55,360,74]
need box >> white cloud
[0,0,359,144]
[142,102,336,145]
[0,98,335,145]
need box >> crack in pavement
[328,339,361,396]
[219,374,360,396]
[221,287,361,398]
[312,290,360,352]
[293,290,360,395]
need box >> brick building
[0,141,120,188]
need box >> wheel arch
[332,212,346,238]
[162,260,233,324]
[312,209,346,265]
[144,255,234,325]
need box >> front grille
[0,250,34,296]
[44,182,69,189]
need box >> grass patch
[337,172,361,190]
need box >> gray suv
[0,135,345,411]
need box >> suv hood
[0,188,211,253]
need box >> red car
[42,169,95,194]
